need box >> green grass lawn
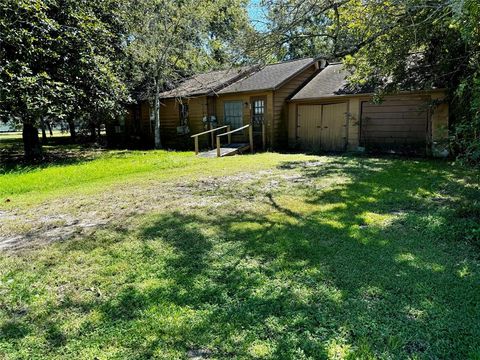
[1,150,479,359]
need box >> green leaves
[124,0,251,96]
[0,0,129,127]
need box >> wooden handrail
[190,125,228,138]
[216,123,254,157]
[216,124,250,137]
[191,125,230,155]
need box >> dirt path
[0,168,317,251]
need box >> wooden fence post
[216,136,221,157]
[194,136,199,155]
[227,125,231,144]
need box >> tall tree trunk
[40,118,47,143]
[46,121,53,136]
[23,122,42,161]
[154,76,162,149]
[68,119,76,140]
[97,124,101,138]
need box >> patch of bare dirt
[0,168,316,251]
[1,158,352,252]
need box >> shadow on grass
[1,157,479,358]
[0,135,107,173]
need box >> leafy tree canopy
[0,0,129,158]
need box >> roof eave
[218,87,275,95]
[289,88,448,102]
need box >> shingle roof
[290,63,354,100]
[218,57,316,94]
[159,67,251,98]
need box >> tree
[258,0,480,164]
[0,0,128,160]
[125,0,250,149]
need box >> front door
[250,97,266,148]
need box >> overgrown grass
[0,151,197,198]
[0,152,479,359]
[0,151,312,206]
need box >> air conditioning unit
[177,125,190,135]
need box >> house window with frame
[224,101,243,129]
[251,98,265,132]
[179,103,189,126]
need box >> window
[251,98,265,132]
[224,101,243,129]
[179,103,189,126]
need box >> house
[119,59,449,157]
[155,67,253,149]
[118,57,322,150]
[287,63,449,156]
[114,67,251,149]
[215,57,322,149]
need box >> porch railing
[190,125,230,155]
[216,124,253,157]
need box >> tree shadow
[0,135,107,173]
[1,156,479,358]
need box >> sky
[247,0,268,31]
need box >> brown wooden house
[215,57,322,149]
[155,67,254,149]
[120,58,322,150]
[115,67,251,149]
[119,59,449,157]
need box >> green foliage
[261,0,480,165]
[125,0,251,94]
[0,0,129,124]
[0,0,130,158]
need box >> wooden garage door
[297,103,347,151]
[297,105,321,150]
[361,99,429,154]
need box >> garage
[297,102,347,151]
[288,63,449,157]
[360,98,429,154]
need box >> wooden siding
[159,98,179,148]
[288,91,449,157]
[216,92,273,144]
[360,97,430,154]
[272,64,318,148]
[160,97,209,149]
[123,102,153,148]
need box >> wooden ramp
[192,124,255,158]
[198,143,250,158]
